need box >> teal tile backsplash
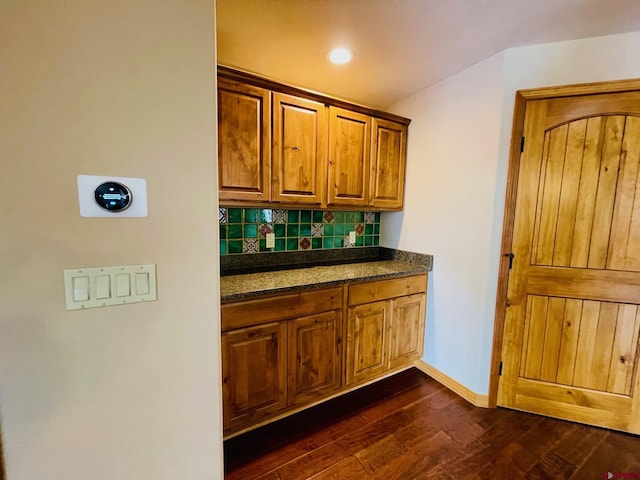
[219,207,380,255]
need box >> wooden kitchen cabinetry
[220,287,343,434]
[217,66,410,211]
[345,274,427,386]
[217,78,271,203]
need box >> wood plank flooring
[224,368,640,479]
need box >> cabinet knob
[291,146,299,152]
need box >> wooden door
[221,322,287,432]
[370,118,407,210]
[287,310,342,406]
[389,293,426,369]
[272,93,327,205]
[327,107,371,207]
[345,300,389,385]
[217,78,271,202]
[499,91,640,433]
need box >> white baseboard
[413,359,489,408]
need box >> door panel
[499,90,640,433]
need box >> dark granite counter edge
[220,262,430,303]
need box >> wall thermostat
[77,175,148,217]
[94,181,132,211]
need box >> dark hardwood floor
[224,368,640,479]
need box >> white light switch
[349,231,356,243]
[266,232,275,248]
[63,264,157,310]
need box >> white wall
[384,30,640,395]
[0,2,223,479]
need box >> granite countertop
[220,259,430,302]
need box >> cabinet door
[370,118,407,210]
[218,78,271,202]
[272,93,327,205]
[327,107,371,207]
[388,293,426,369]
[345,300,390,386]
[288,310,342,406]
[221,322,287,432]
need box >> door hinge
[504,252,515,269]
[520,136,525,153]
[499,361,503,376]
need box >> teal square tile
[364,235,373,246]
[312,238,322,249]
[373,235,380,246]
[323,237,334,249]
[286,238,298,251]
[365,224,374,235]
[346,212,358,223]
[228,240,243,254]
[335,224,345,236]
[244,208,258,223]
[355,236,364,247]
[313,210,324,223]
[300,210,311,223]
[287,210,299,223]
[219,240,227,255]
[375,212,381,222]
[227,224,243,239]
[334,237,343,248]
[324,224,334,236]
[374,223,380,234]
[275,239,285,251]
[244,224,258,238]
[274,224,286,237]
[356,212,365,222]
[300,223,311,237]
[260,209,273,223]
[227,208,242,223]
[219,224,227,240]
[333,211,345,223]
[259,239,270,252]
[286,224,299,237]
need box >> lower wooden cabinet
[221,274,427,437]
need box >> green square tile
[375,212,381,222]
[300,223,311,237]
[365,224,374,235]
[227,224,243,239]
[355,236,364,247]
[334,237,343,248]
[244,224,258,238]
[219,240,227,255]
[228,240,243,254]
[275,239,285,251]
[324,224,334,236]
[244,208,258,223]
[312,238,322,249]
[333,211,345,223]
[313,210,324,223]
[286,238,298,251]
[227,208,242,223]
[374,223,380,234]
[286,224,299,237]
[364,235,373,246]
[323,237,334,249]
[219,224,227,240]
[260,209,273,222]
[287,210,299,223]
[346,212,358,223]
[373,235,380,246]
[335,224,345,236]
[274,224,286,237]
[300,210,311,223]
[356,212,365,222]
[259,239,270,252]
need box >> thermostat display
[95,182,132,211]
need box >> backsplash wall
[219,207,380,255]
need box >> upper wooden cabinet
[370,118,407,210]
[327,107,371,207]
[217,66,410,210]
[217,78,271,203]
[272,93,327,205]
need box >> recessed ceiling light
[328,47,353,65]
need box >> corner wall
[384,30,640,395]
[0,2,223,479]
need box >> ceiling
[216,0,640,109]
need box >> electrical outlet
[349,231,356,243]
[266,232,275,248]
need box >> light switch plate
[266,232,275,248]
[349,231,356,243]
[64,264,157,310]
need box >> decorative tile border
[219,208,381,256]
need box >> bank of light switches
[63,264,157,310]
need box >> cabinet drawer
[221,287,343,332]
[348,274,426,306]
